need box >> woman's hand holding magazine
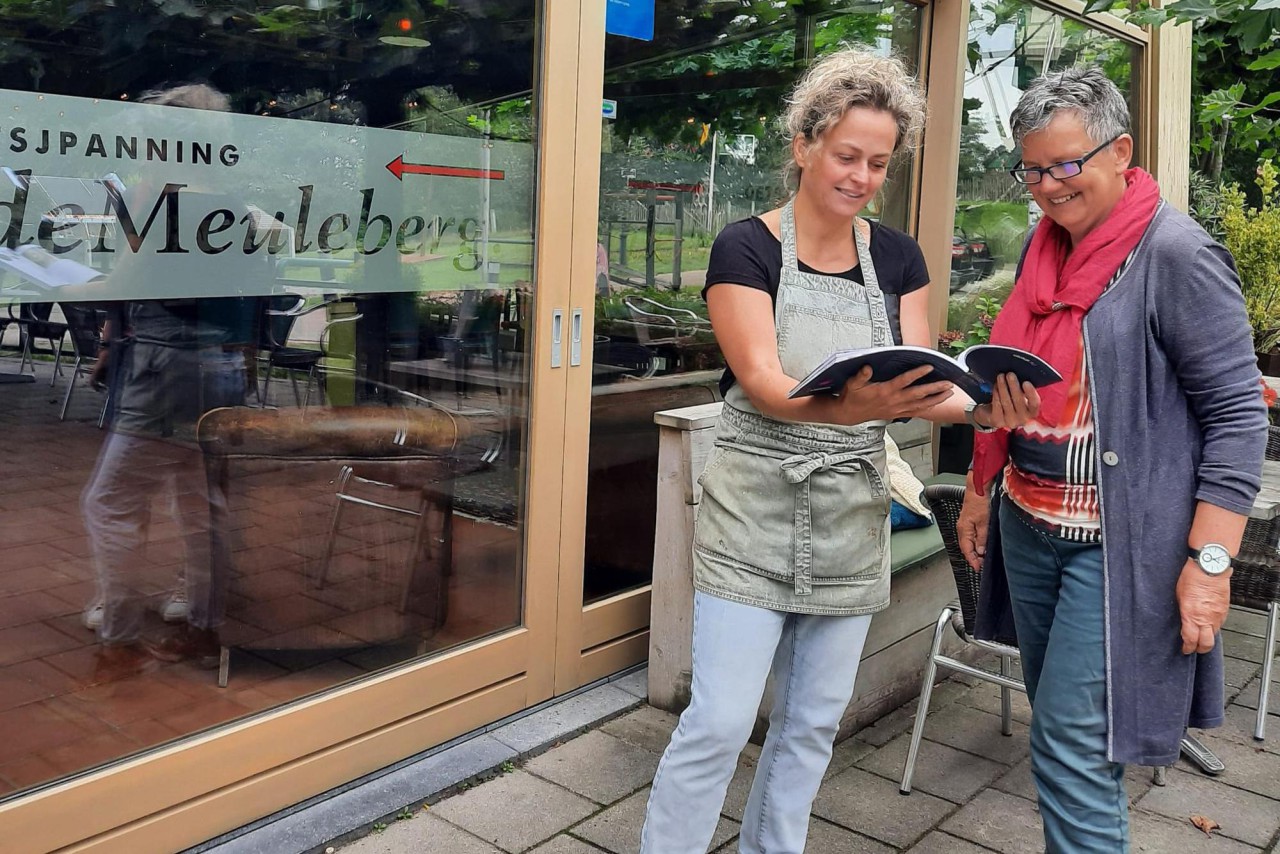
[789,344,1061,406]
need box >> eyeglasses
[1009,135,1122,185]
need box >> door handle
[570,308,583,366]
[550,308,564,368]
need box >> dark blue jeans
[999,500,1129,853]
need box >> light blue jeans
[640,590,872,854]
[999,501,1128,853]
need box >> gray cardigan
[976,202,1267,766]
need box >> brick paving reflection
[0,351,522,798]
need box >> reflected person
[81,83,266,677]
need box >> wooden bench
[648,402,967,739]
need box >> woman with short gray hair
[957,66,1266,852]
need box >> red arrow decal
[386,155,504,181]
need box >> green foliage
[1188,170,1228,241]
[942,295,1006,354]
[1220,161,1280,351]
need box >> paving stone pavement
[337,614,1279,853]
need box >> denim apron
[693,201,893,615]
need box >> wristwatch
[964,403,997,434]
[1188,543,1233,577]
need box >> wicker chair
[1229,424,1280,741]
[899,483,1023,795]
[901,483,1180,792]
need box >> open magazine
[788,344,1062,405]
[0,245,104,290]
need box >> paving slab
[855,678,972,748]
[1166,729,1280,800]
[611,669,649,700]
[956,680,1034,727]
[489,686,641,754]
[598,705,678,757]
[430,770,597,853]
[528,836,608,854]
[1223,630,1270,664]
[824,734,876,780]
[914,703,1031,766]
[1201,706,1280,756]
[523,730,659,804]
[1130,808,1262,853]
[1135,767,1280,848]
[940,788,1045,853]
[1224,656,1264,691]
[812,766,955,849]
[340,813,502,854]
[858,732,1006,803]
[714,817,894,853]
[1226,607,1274,639]
[572,787,739,853]
[903,830,999,854]
[1232,677,1279,718]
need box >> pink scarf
[971,167,1160,489]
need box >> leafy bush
[941,295,1004,354]
[1220,161,1280,353]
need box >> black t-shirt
[703,217,931,394]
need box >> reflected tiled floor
[0,353,523,799]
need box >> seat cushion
[890,522,945,575]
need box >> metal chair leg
[900,606,953,795]
[1256,601,1277,741]
[19,331,32,373]
[314,466,354,589]
[999,654,1014,736]
[49,335,65,387]
[97,387,111,429]
[59,356,82,420]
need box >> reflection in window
[0,1,537,800]
[943,1,1140,345]
[583,1,923,603]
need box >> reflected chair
[1229,424,1280,741]
[57,303,111,425]
[9,302,68,384]
[900,483,1174,793]
[257,294,323,407]
[302,309,362,407]
[899,482,1023,795]
[311,384,503,620]
[196,387,486,687]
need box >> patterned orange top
[1003,337,1101,543]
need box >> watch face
[1198,544,1231,575]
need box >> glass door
[558,0,927,687]
[0,2,586,850]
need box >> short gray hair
[1009,67,1130,147]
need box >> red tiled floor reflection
[0,356,523,800]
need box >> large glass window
[936,1,1140,473]
[583,0,924,603]
[942,2,1140,364]
[0,1,538,799]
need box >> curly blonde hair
[782,47,926,189]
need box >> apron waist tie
[778,450,886,595]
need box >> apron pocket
[694,442,890,590]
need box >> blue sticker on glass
[606,0,655,41]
